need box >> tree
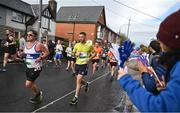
[119,33,128,45]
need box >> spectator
[47,40,55,62]
[117,10,180,112]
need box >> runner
[42,36,49,67]
[91,41,103,77]
[101,41,109,68]
[107,49,117,81]
[65,41,76,75]
[23,30,49,103]
[69,32,95,105]
[54,40,63,68]
[1,29,17,72]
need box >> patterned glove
[118,40,134,68]
[138,54,150,67]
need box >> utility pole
[72,22,75,41]
[126,18,131,39]
[38,0,42,42]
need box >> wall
[6,9,26,30]
[0,6,6,26]
[56,23,96,42]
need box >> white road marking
[32,71,110,113]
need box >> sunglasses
[27,34,34,37]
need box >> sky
[23,0,180,46]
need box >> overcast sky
[23,0,180,46]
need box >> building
[0,0,57,42]
[56,6,120,43]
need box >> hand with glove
[137,54,150,67]
[138,54,164,87]
[118,40,134,68]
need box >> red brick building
[56,6,120,43]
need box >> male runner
[69,32,95,105]
[107,50,117,81]
[23,30,49,103]
[91,41,103,76]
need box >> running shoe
[69,97,78,105]
[110,76,114,82]
[1,68,7,72]
[29,91,43,104]
[85,82,89,92]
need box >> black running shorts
[110,62,117,67]
[92,59,99,64]
[26,67,42,81]
[75,64,88,76]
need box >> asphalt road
[0,61,126,112]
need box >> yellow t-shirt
[73,42,93,65]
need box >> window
[42,17,50,30]
[12,11,24,23]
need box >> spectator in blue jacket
[140,40,167,95]
[117,9,180,112]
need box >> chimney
[49,0,57,20]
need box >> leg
[111,66,115,77]
[92,62,97,75]
[71,61,75,73]
[75,74,83,97]
[66,60,70,70]
[3,53,9,70]
[54,59,58,66]
[25,80,40,95]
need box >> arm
[89,46,96,60]
[72,44,78,57]
[36,43,49,62]
[8,36,16,45]
[117,64,180,112]
[141,72,159,94]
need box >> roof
[56,6,104,23]
[0,0,34,16]
[31,4,49,16]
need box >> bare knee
[25,80,33,88]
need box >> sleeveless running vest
[24,42,42,68]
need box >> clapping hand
[118,40,134,68]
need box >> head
[27,30,38,42]
[94,41,100,48]
[140,46,149,54]
[57,40,61,44]
[42,39,46,44]
[21,34,25,38]
[149,40,161,53]
[6,29,14,36]
[157,9,180,52]
[79,32,86,43]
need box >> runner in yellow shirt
[69,32,95,105]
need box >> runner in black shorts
[69,32,95,105]
[65,41,76,75]
[1,29,17,72]
[107,50,117,81]
[101,43,109,68]
[23,30,49,104]
[91,42,103,77]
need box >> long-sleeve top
[118,61,180,112]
